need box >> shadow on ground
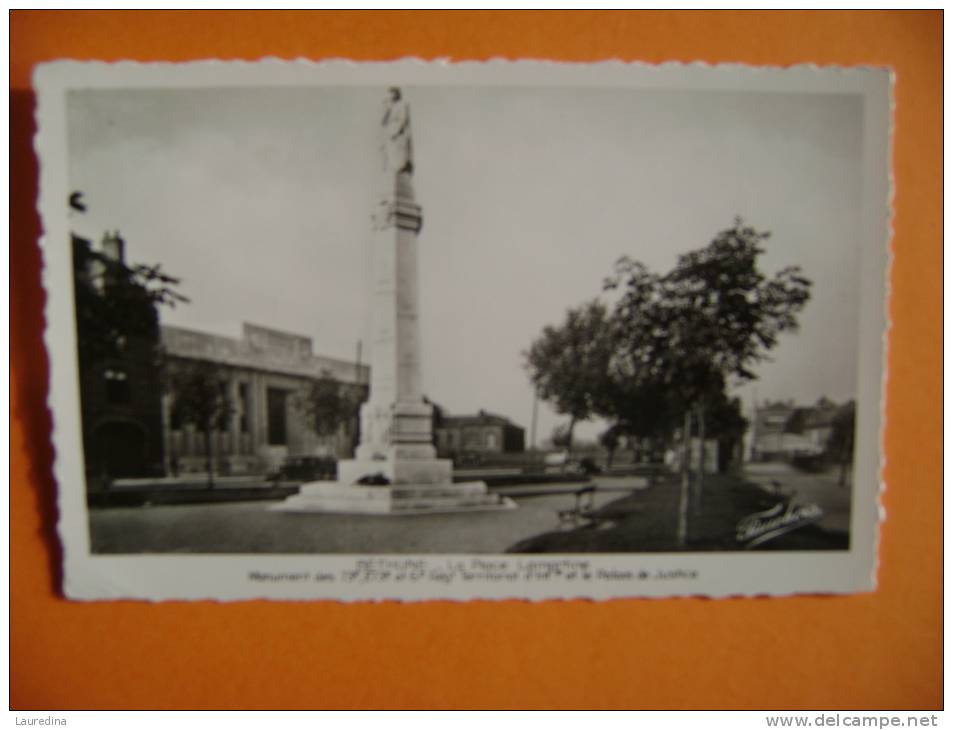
[506,472,849,553]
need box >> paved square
[89,478,641,554]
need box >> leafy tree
[661,219,811,381]
[602,258,705,540]
[70,192,186,367]
[423,395,446,449]
[295,371,368,457]
[701,391,749,473]
[666,220,809,499]
[599,371,682,458]
[605,218,811,544]
[70,193,186,480]
[550,423,572,450]
[168,360,234,488]
[598,424,623,469]
[524,300,614,457]
[826,400,856,486]
[297,370,360,439]
[783,407,810,435]
[72,232,187,366]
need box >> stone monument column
[273,88,513,514]
[338,87,450,485]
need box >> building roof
[803,404,839,429]
[440,410,523,430]
[161,322,369,385]
[756,398,845,433]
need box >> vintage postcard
[33,59,891,601]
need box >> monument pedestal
[272,479,516,515]
[273,451,516,514]
[337,456,451,486]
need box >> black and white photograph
[35,60,890,600]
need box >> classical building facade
[71,211,370,484]
[161,323,369,476]
[434,411,525,459]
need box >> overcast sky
[67,84,864,444]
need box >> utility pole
[351,339,364,453]
[530,391,539,452]
[749,387,758,463]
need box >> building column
[228,375,240,460]
[251,372,267,470]
[161,392,173,476]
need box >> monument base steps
[270,480,517,515]
[337,457,451,486]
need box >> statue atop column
[381,87,413,176]
[375,87,420,232]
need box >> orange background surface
[10,11,942,710]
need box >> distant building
[749,397,842,462]
[750,401,805,461]
[162,323,369,476]
[798,398,840,454]
[434,410,525,459]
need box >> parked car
[268,455,337,483]
[543,451,602,475]
[573,456,602,476]
[454,452,486,468]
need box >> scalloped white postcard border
[32,58,892,601]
